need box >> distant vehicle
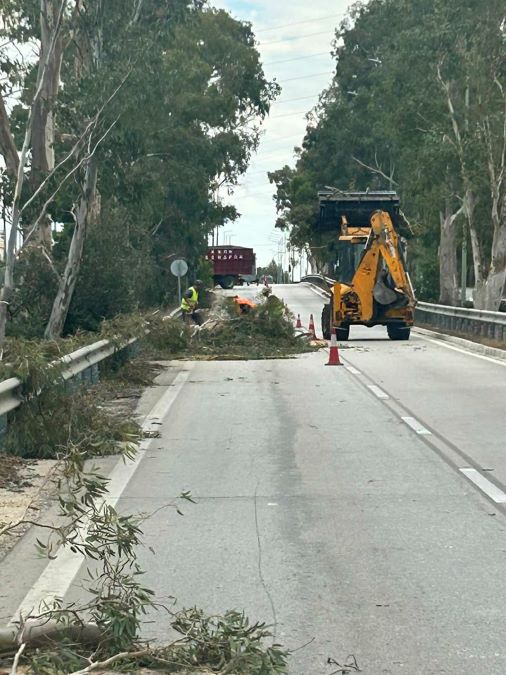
[206,246,256,289]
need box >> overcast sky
[211,0,358,266]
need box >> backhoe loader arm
[370,211,415,301]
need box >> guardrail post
[91,364,100,384]
[0,414,7,437]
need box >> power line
[279,70,333,83]
[276,94,320,104]
[264,51,330,66]
[260,30,334,46]
[256,13,343,33]
[258,132,309,144]
[270,110,310,119]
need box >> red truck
[206,246,256,289]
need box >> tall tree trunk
[480,107,506,310]
[462,187,487,308]
[0,0,67,352]
[28,0,65,248]
[438,201,460,305]
[44,156,99,339]
[482,200,506,310]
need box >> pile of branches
[146,294,316,361]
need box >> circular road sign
[170,258,188,278]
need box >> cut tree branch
[352,155,399,185]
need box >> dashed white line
[346,366,362,375]
[367,384,389,399]
[401,416,432,435]
[460,468,506,503]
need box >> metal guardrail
[0,308,181,436]
[416,302,506,341]
[300,275,332,295]
[300,275,506,342]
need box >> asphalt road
[3,283,506,674]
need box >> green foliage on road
[145,294,319,360]
[269,0,506,309]
[1,353,289,675]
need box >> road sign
[170,258,188,306]
[170,258,188,278]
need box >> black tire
[219,276,235,289]
[387,325,411,340]
[335,325,350,341]
[321,304,350,340]
[321,304,331,339]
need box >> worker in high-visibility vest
[181,279,203,323]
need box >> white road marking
[267,503,279,507]
[10,365,194,624]
[346,366,362,375]
[415,332,506,368]
[304,283,331,299]
[367,384,389,399]
[401,416,432,435]
[460,468,506,503]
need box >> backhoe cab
[319,191,416,341]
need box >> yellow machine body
[318,192,416,340]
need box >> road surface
[2,283,506,674]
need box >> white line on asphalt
[304,283,330,299]
[9,364,194,624]
[401,416,432,435]
[460,468,506,503]
[346,366,362,375]
[415,333,506,368]
[367,385,389,399]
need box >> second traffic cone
[296,313,302,328]
[326,330,343,366]
[308,313,316,339]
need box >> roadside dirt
[0,359,163,563]
[0,456,56,561]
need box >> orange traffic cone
[326,329,343,366]
[296,313,302,328]
[308,313,316,339]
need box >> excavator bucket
[318,190,411,238]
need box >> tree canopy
[269,0,506,308]
[0,0,279,340]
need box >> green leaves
[270,0,505,302]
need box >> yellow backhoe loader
[319,191,416,340]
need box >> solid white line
[460,468,506,503]
[415,332,506,368]
[346,366,362,376]
[10,365,194,624]
[367,384,389,399]
[304,283,331,299]
[401,416,432,435]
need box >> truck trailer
[206,246,256,289]
[319,191,416,341]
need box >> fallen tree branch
[9,642,25,675]
[67,648,150,675]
